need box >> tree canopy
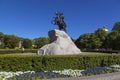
[3,35,20,48]
[112,22,120,32]
[22,38,33,49]
[34,37,49,48]
[75,33,102,49]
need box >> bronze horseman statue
[52,11,67,32]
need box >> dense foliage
[34,37,49,48]
[0,34,20,49]
[0,54,120,71]
[75,33,102,49]
[104,31,120,50]
[76,22,120,50]
[112,22,120,32]
[0,33,49,49]
[22,38,33,49]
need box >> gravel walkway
[47,72,120,80]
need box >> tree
[75,33,101,49]
[34,37,49,48]
[75,33,91,49]
[95,28,108,48]
[22,39,33,49]
[0,32,4,40]
[0,32,4,48]
[112,22,120,32]
[4,35,20,48]
[113,35,120,50]
[105,31,120,50]
[89,33,102,49]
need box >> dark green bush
[0,54,120,71]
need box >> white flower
[53,70,61,73]
[15,71,23,76]
[58,69,83,77]
[0,72,15,80]
[110,64,120,68]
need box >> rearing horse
[52,12,67,32]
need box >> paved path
[47,72,120,80]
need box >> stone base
[38,29,81,55]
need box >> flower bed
[1,64,120,80]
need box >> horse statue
[52,11,67,32]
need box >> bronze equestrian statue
[52,11,67,32]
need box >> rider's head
[55,11,59,15]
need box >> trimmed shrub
[0,54,120,71]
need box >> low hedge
[0,49,37,54]
[0,54,120,71]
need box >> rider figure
[52,11,67,32]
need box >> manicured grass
[0,49,37,54]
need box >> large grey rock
[38,29,81,55]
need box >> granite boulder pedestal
[38,30,81,55]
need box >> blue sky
[0,0,120,39]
